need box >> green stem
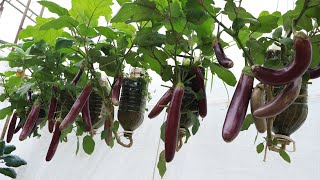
[287,0,310,37]
[201,4,254,66]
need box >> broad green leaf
[256,143,264,154]
[279,149,291,163]
[111,0,163,23]
[310,42,320,68]
[134,31,166,47]
[95,26,117,39]
[241,114,254,131]
[4,145,16,154]
[188,111,200,135]
[39,16,79,30]
[0,107,12,120]
[0,167,17,179]
[16,83,34,96]
[193,18,214,38]
[55,38,73,50]
[2,155,27,167]
[280,37,293,49]
[77,24,98,37]
[117,0,131,6]
[272,27,283,39]
[69,0,113,26]
[157,150,167,178]
[19,17,63,45]
[38,1,69,16]
[83,135,95,155]
[0,141,5,156]
[210,63,237,86]
[250,11,279,33]
[223,1,254,20]
[112,23,136,36]
[185,0,209,25]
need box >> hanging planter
[115,68,148,148]
[270,83,308,152]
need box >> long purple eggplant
[252,32,311,86]
[6,112,18,143]
[59,82,93,131]
[212,41,234,69]
[148,89,173,119]
[165,83,184,162]
[19,98,41,141]
[111,74,123,106]
[81,99,92,132]
[193,67,207,118]
[46,120,62,161]
[47,86,58,133]
[250,84,267,133]
[222,73,254,142]
[253,77,302,118]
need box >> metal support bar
[15,0,40,17]
[3,0,36,23]
[14,0,32,43]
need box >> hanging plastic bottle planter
[176,67,205,151]
[270,83,308,152]
[115,68,148,148]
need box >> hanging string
[151,112,167,180]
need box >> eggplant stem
[0,115,11,141]
[113,130,133,148]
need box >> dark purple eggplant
[47,86,58,133]
[71,65,84,85]
[6,112,18,143]
[59,82,93,131]
[193,67,207,118]
[81,99,92,132]
[148,89,173,119]
[253,77,302,118]
[212,41,234,69]
[222,73,254,142]
[307,65,320,79]
[111,74,123,106]
[165,83,184,162]
[19,98,41,141]
[251,32,312,86]
[46,120,61,161]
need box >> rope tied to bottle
[113,129,133,148]
[176,128,187,152]
[269,134,296,152]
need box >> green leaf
[4,145,16,154]
[113,121,119,132]
[0,107,12,120]
[69,0,113,26]
[76,137,80,155]
[55,38,73,50]
[134,30,166,47]
[193,18,214,38]
[256,143,264,154]
[111,1,163,23]
[83,135,95,155]
[210,63,237,86]
[95,26,117,39]
[16,83,34,96]
[38,1,69,16]
[112,23,136,36]
[40,16,79,30]
[279,149,291,163]
[272,137,278,146]
[0,141,5,156]
[184,128,191,143]
[2,155,27,167]
[101,130,106,140]
[280,37,293,49]
[241,114,254,131]
[160,122,165,142]
[272,27,283,39]
[117,0,131,6]
[60,125,73,140]
[157,150,167,178]
[19,17,63,45]
[0,167,17,179]
[188,111,200,135]
[310,40,320,68]
[250,11,279,33]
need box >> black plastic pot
[118,77,147,132]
